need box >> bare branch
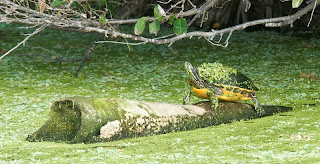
[188,0,219,26]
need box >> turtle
[183,62,265,116]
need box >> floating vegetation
[300,72,318,80]
[0,24,319,163]
[198,62,237,83]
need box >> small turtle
[183,62,265,116]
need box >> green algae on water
[0,23,319,163]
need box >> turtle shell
[197,63,259,91]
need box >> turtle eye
[233,88,241,93]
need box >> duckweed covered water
[0,23,319,163]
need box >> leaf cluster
[134,4,188,36]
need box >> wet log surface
[27,97,292,143]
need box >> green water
[0,23,319,163]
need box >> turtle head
[184,62,204,88]
[184,62,195,76]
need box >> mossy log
[27,97,292,143]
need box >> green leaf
[173,18,188,35]
[154,5,165,21]
[99,0,108,8]
[292,0,303,8]
[168,15,176,25]
[134,17,147,35]
[52,0,64,7]
[99,13,106,24]
[149,20,160,35]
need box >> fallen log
[26,97,292,143]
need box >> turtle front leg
[210,94,219,110]
[251,95,265,116]
[183,89,191,105]
[207,88,219,110]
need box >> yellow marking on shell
[188,79,256,102]
[190,88,212,99]
[217,86,255,101]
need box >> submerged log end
[27,99,82,142]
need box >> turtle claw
[183,90,191,105]
[183,97,188,105]
[252,95,265,116]
[255,106,265,116]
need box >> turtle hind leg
[251,95,265,116]
[183,90,191,105]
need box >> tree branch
[0,0,319,59]
[90,0,320,45]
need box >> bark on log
[26,97,292,143]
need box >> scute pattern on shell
[197,62,258,91]
[198,63,237,84]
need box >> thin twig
[153,33,176,40]
[188,0,219,26]
[307,0,317,27]
[204,31,232,48]
[95,40,146,45]
[0,24,47,60]
[74,34,104,77]
[158,0,173,5]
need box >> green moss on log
[27,97,123,143]
[27,97,292,143]
[26,100,81,142]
